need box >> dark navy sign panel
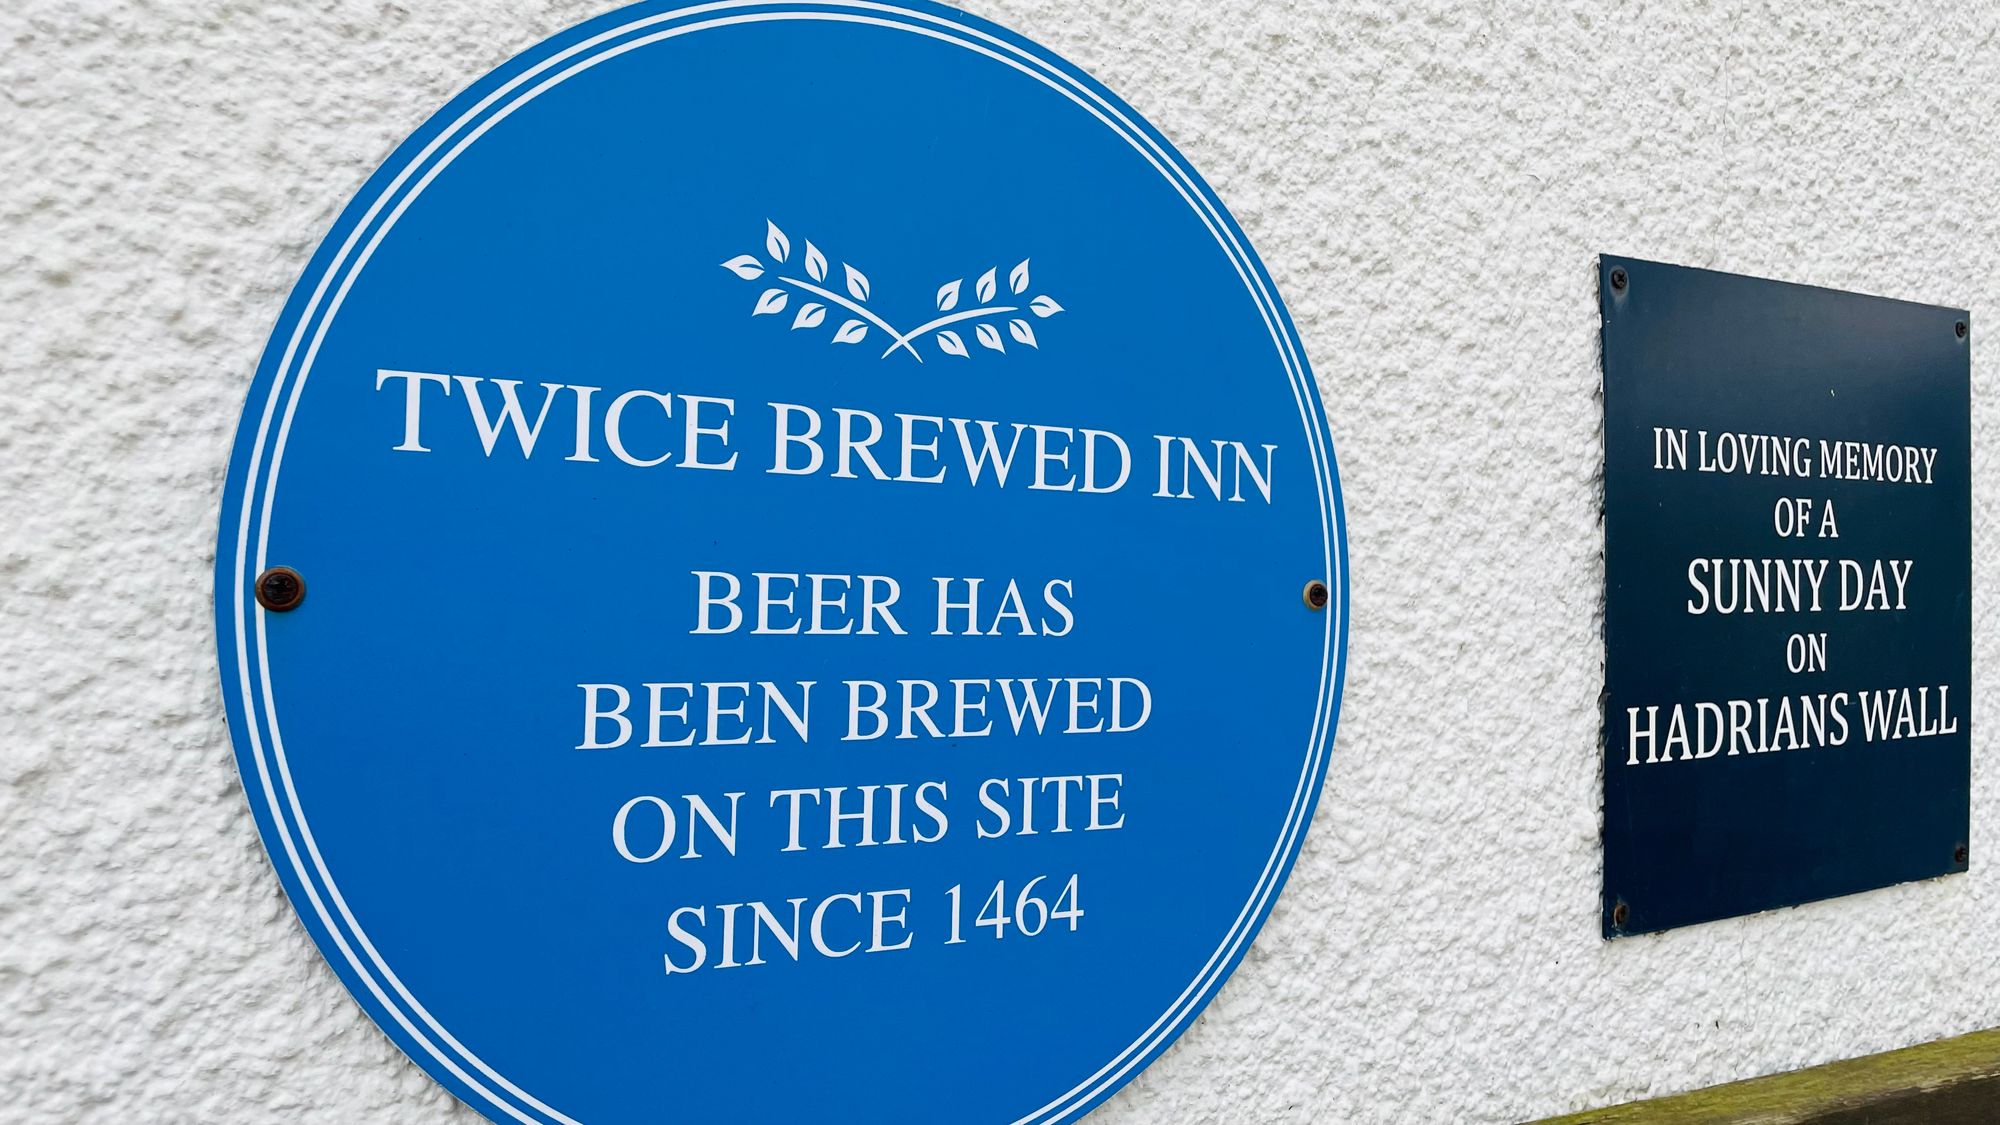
[1599,256,1969,939]
[214,4,1347,1123]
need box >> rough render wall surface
[4,1,1997,1122]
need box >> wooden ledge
[1529,1028,2000,1124]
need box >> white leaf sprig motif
[722,221,1062,362]
[894,257,1061,359]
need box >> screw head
[1956,320,1968,340]
[1302,579,1330,611]
[1956,844,1969,865]
[255,566,306,612]
[1609,267,1628,292]
[1611,901,1630,928]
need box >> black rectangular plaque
[1600,256,1970,938]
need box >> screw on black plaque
[1956,844,1969,866]
[1609,267,1628,293]
[1302,579,1330,611]
[1610,901,1630,928]
[1956,320,1969,340]
[255,566,306,612]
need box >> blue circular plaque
[216,3,1347,1122]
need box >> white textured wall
[5,2,1997,1121]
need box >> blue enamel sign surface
[215,4,1346,1121]
[1600,257,1970,938]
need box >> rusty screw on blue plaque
[254,566,305,612]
